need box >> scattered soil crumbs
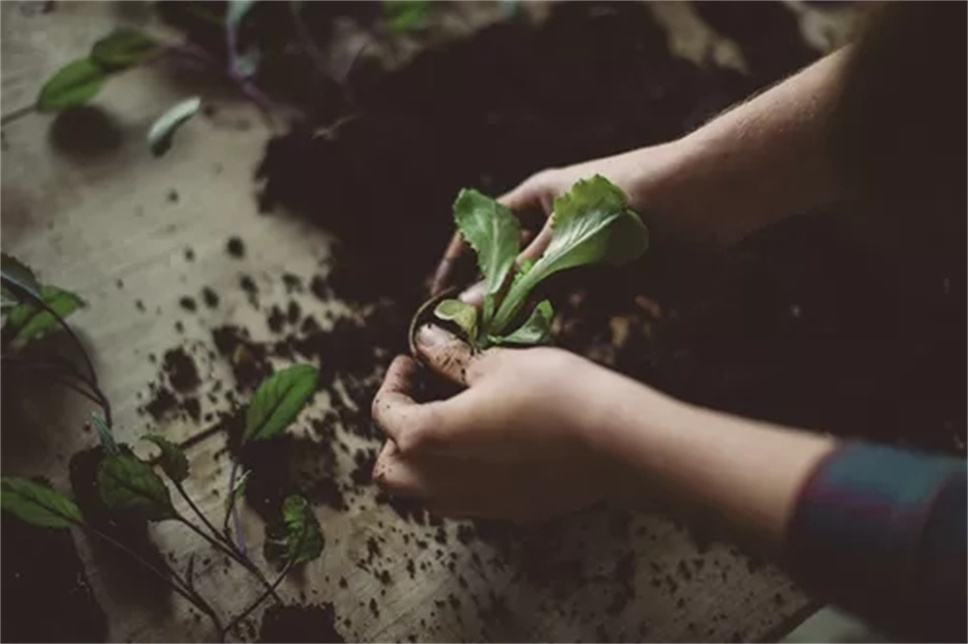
[143,386,178,420]
[212,324,272,391]
[267,305,287,333]
[179,296,197,312]
[259,604,344,643]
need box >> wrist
[571,363,684,462]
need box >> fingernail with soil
[416,324,450,350]
[459,281,486,305]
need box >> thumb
[415,324,505,387]
[415,324,474,385]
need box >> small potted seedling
[409,175,648,356]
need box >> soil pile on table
[253,1,965,453]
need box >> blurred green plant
[1,252,325,642]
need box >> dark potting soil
[259,603,345,643]
[1,505,108,643]
[143,385,178,420]
[253,1,964,454]
[211,324,273,391]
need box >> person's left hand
[370,326,636,523]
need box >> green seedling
[431,175,648,348]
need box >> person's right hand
[371,325,649,522]
[430,143,683,297]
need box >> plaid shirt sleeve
[785,442,966,641]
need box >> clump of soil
[162,347,200,393]
[227,236,246,258]
[143,386,178,421]
[202,286,220,308]
[259,603,345,643]
[212,324,272,391]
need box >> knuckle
[401,410,443,454]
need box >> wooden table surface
[0,2,846,641]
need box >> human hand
[371,326,637,522]
[430,143,683,299]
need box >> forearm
[624,48,852,246]
[581,369,836,548]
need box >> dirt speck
[202,287,220,308]
[227,236,246,258]
[163,347,200,393]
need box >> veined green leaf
[91,28,160,71]
[97,452,175,521]
[1,253,41,300]
[433,299,478,345]
[3,284,85,347]
[143,434,189,483]
[282,495,323,564]
[36,58,107,112]
[383,0,429,33]
[491,300,554,346]
[491,176,647,333]
[148,96,202,157]
[1,477,83,529]
[244,364,319,443]
[453,189,521,305]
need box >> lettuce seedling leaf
[491,300,554,346]
[453,189,521,309]
[433,298,478,346]
[490,176,647,333]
